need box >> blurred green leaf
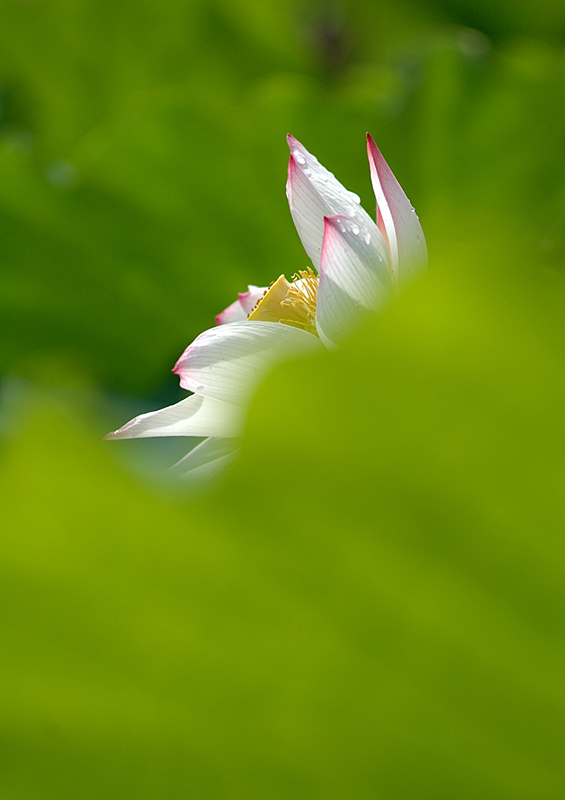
[2,211,565,798]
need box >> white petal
[316,215,393,349]
[215,299,247,325]
[286,135,389,272]
[366,134,427,283]
[170,437,239,480]
[215,285,268,325]
[238,285,268,315]
[173,320,323,405]
[104,393,244,440]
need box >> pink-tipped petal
[238,285,268,315]
[215,298,247,325]
[366,134,427,283]
[215,285,268,325]
[104,394,244,440]
[173,320,323,405]
[316,215,393,349]
[286,134,388,272]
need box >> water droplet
[350,223,360,236]
[348,192,361,204]
[195,384,205,392]
[293,151,306,165]
[362,232,371,245]
[303,168,312,177]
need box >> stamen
[247,268,319,335]
[285,267,318,315]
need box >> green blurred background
[1,0,565,797]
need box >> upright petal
[316,215,393,349]
[104,393,244,439]
[215,285,267,325]
[366,134,427,283]
[173,320,323,405]
[286,135,389,272]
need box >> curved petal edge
[173,320,323,405]
[316,215,393,349]
[104,393,244,440]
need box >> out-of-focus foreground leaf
[1,212,564,798]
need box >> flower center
[247,267,319,335]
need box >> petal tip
[366,133,379,164]
[104,419,136,440]
[322,214,359,233]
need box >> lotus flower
[106,134,427,479]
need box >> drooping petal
[366,134,427,283]
[286,135,389,273]
[170,437,240,480]
[173,320,323,405]
[104,393,244,440]
[215,285,267,325]
[316,215,393,349]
